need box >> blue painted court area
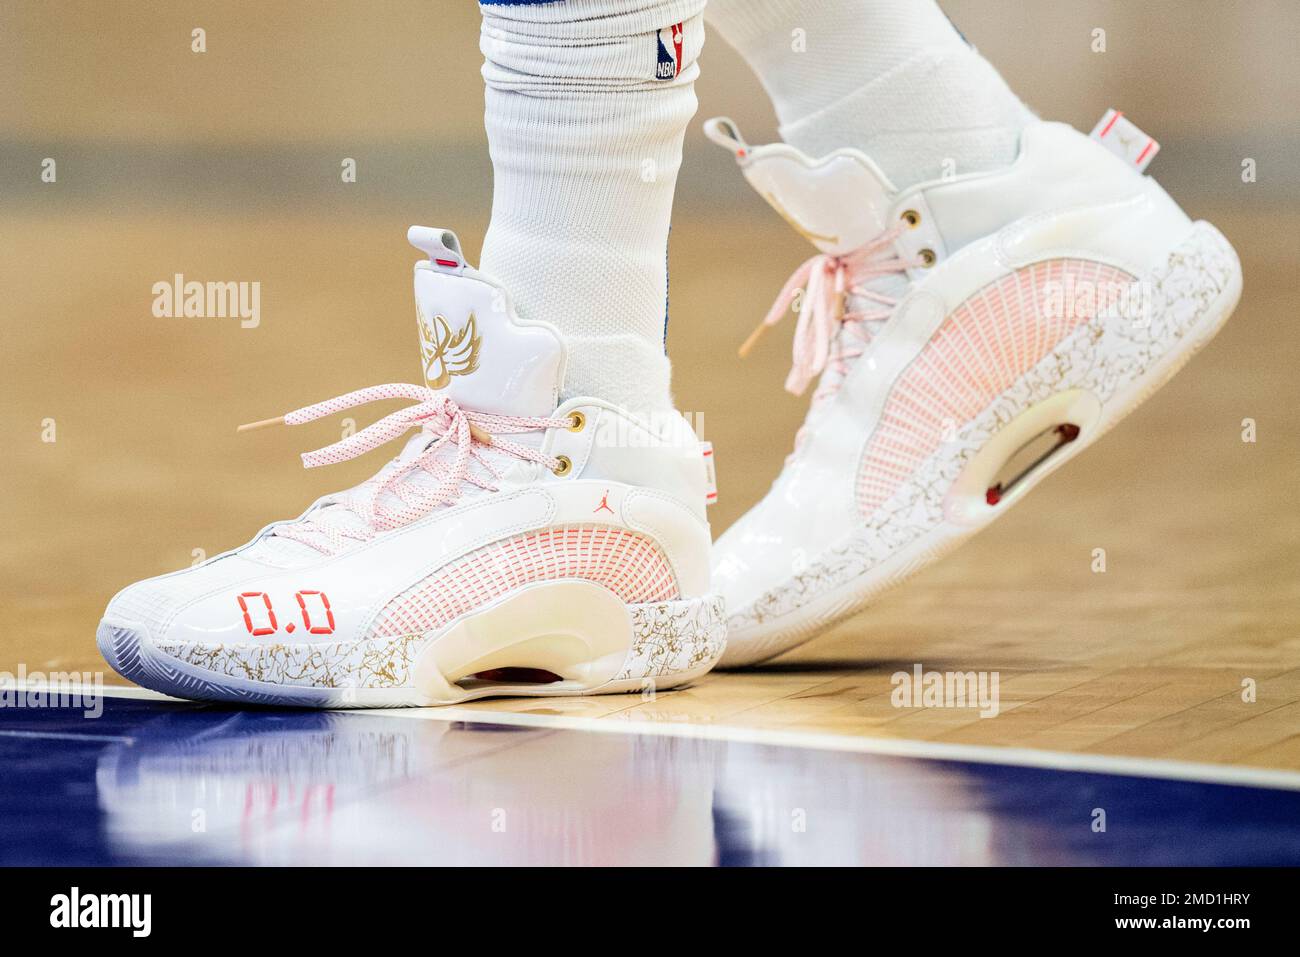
[3,694,1299,866]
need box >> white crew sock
[704,0,1034,189]
[478,0,705,412]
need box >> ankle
[560,335,674,413]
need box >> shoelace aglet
[469,423,493,446]
[237,415,285,433]
[738,322,769,359]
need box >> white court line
[11,682,185,703]
[88,684,185,702]
[363,703,1300,792]
[0,730,135,743]
[70,682,1300,793]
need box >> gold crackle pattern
[618,595,728,680]
[155,633,428,689]
[155,595,727,691]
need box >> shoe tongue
[744,150,896,256]
[725,133,907,374]
[253,228,565,563]
[704,118,897,256]
[703,122,909,417]
[407,226,565,418]
[256,434,518,564]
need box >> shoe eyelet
[552,455,572,477]
[901,209,921,228]
[919,248,936,267]
[568,411,586,433]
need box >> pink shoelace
[240,383,571,553]
[741,221,920,405]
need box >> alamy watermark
[1039,276,1153,327]
[0,666,103,718]
[591,409,705,449]
[891,664,1000,718]
[152,274,260,328]
[50,887,151,937]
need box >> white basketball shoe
[98,227,725,706]
[705,111,1242,667]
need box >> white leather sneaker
[705,111,1242,667]
[98,226,725,706]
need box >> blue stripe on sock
[663,225,671,352]
[939,3,971,46]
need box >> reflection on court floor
[3,695,1299,866]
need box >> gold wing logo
[418,309,482,389]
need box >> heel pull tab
[408,226,465,273]
[703,117,749,161]
[700,441,717,506]
[1089,110,1160,172]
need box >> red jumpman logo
[594,490,614,514]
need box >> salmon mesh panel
[857,259,1138,518]
[369,524,678,638]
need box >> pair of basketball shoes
[99,111,1242,706]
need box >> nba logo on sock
[655,22,683,80]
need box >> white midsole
[98,582,726,708]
